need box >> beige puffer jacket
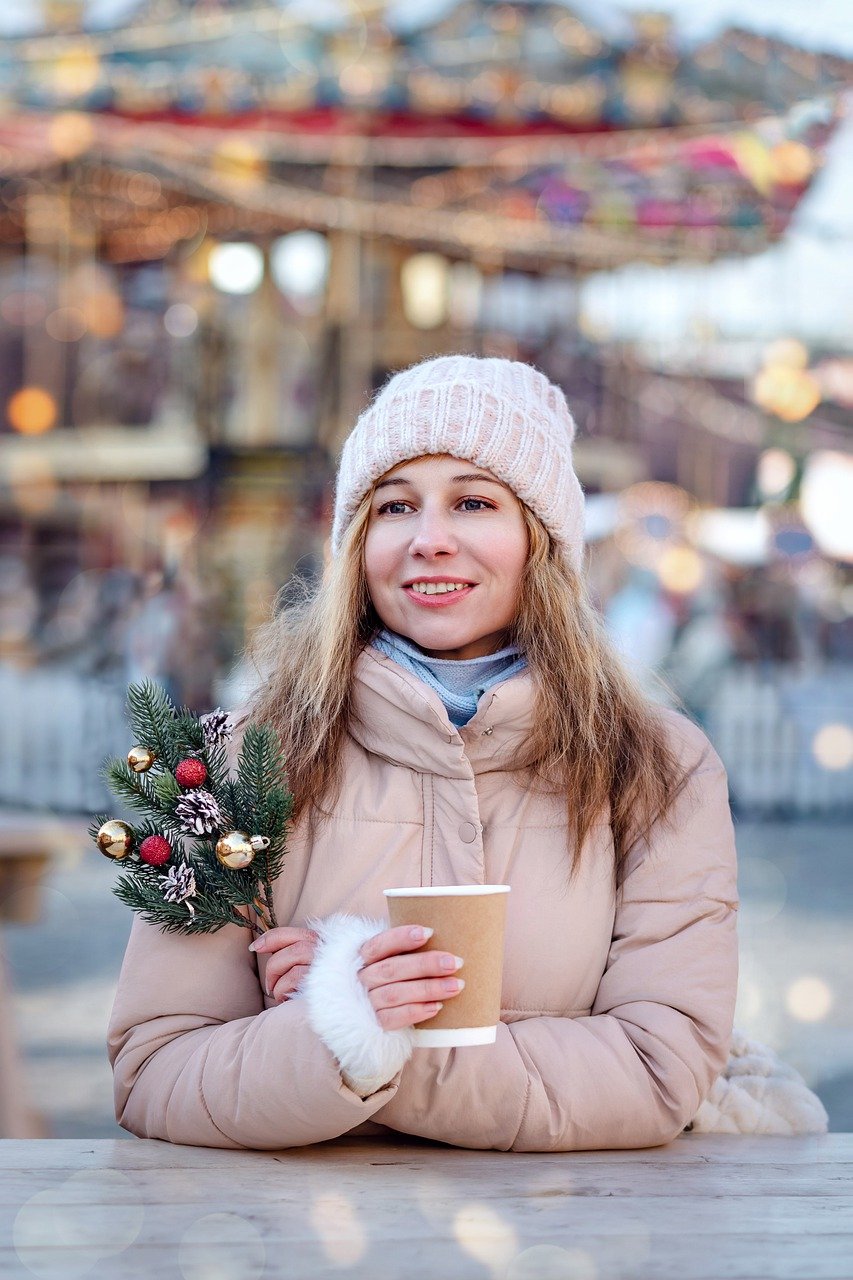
[108,647,742,1151]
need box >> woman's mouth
[402,582,476,608]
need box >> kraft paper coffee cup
[384,885,510,1048]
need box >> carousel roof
[0,2,848,267]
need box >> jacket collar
[349,647,536,778]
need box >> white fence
[0,662,850,817]
[705,663,853,815]
[0,666,130,813]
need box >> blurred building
[0,0,851,707]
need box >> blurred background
[0,0,851,1139]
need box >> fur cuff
[688,1027,829,1135]
[300,911,415,1097]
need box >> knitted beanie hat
[330,354,586,571]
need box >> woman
[108,355,740,1151]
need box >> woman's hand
[357,925,465,1031]
[249,926,319,1003]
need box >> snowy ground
[3,815,851,1139]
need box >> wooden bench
[0,1134,850,1276]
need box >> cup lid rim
[384,885,510,896]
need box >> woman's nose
[408,511,457,557]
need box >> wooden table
[0,1134,850,1278]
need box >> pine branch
[126,680,180,772]
[103,760,161,812]
[113,873,245,935]
[94,681,294,938]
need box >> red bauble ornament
[139,835,172,867]
[175,758,207,788]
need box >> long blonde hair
[248,488,692,890]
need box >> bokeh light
[7,387,58,435]
[309,1192,367,1267]
[178,1213,265,1280]
[812,724,853,771]
[786,977,833,1022]
[44,43,102,98]
[752,364,821,422]
[212,138,267,186]
[164,303,199,338]
[14,1170,142,1279]
[45,307,87,342]
[756,448,797,499]
[208,242,264,294]
[401,252,450,329]
[614,481,692,568]
[800,451,853,563]
[80,289,125,340]
[48,112,95,159]
[657,544,705,594]
[763,339,810,370]
[453,1201,518,1269]
[270,231,330,300]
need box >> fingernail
[410,926,433,941]
[249,939,262,952]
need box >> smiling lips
[402,580,476,607]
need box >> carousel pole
[318,156,374,456]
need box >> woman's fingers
[359,925,434,968]
[368,973,464,1012]
[263,941,316,993]
[375,1001,445,1031]
[250,925,317,954]
[360,947,463,990]
[270,964,311,1003]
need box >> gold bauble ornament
[97,819,134,860]
[215,830,256,870]
[127,745,156,774]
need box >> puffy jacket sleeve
[371,715,739,1151]
[107,912,405,1149]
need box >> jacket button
[483,726,494,736]
[458,821,478,843]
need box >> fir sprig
[93,681,292,936]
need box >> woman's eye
[459,498,493,512]
[377,501,411,515]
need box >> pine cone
[161,862,197,904]
[201,708,234,747]
[175,788,224,836]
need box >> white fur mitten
[299,912,415,1097]
[688,1027,829,1135]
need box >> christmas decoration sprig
[90,680,292,936]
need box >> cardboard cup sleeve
[384,885,510,1047]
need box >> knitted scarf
[370,628,528,727]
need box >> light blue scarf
[371,628,528,727]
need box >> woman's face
[363,454,528,659]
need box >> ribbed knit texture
[371,629,528,727]
[330,355,585,571]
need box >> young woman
[109,355,740,1151]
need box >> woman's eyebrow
[374,473,510,491]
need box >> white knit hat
[330,354,586,571]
